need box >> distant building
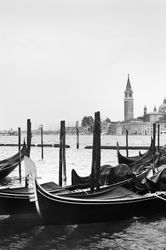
[108,75,166,135]
[109,120,153,135]
[101,120,111,134]
[138,98,166,123]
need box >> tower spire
[126,74,131,89]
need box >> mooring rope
[154,193,166,202]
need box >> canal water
[0,134,166,249]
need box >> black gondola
[117,139,154,166]
[0,142,27,180]
[71,163,150,188]
[71,138,158,188]
[0,167,150,215]
[0,155,150,216]
[33,178,166,225]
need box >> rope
[154,193,166,202]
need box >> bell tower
[124,74,134,121]
[144,105,147,116]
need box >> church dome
[159,98,166,113]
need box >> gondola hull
[117,139,154,167]
[35,181,166,225]
[0,160,24,180]
[0,182,64,215]
[0,169,147,215]
[0,164,151,216]
[0,143,27,180]
[0,193,35,214]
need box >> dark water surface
[0,215,166,249]
[0,134,166,249]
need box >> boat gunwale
[36,179,166,205]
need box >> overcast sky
[0,0,166,130]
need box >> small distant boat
[0,131,9,136]
[161,129,166,134]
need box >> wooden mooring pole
[126,129,129,157]
[18,127,21,182]
[59,121,67,186]
[26,119,31,157]
[62,122,66,185]
[157,123,160,151]
[90,111,101,192]
[59,122,63,187]
[26,119,31,187]
[76,121,79,149]
[41,125,44,159]
[95,112,101,191]
[152,123,156,173]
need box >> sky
[0,0,166,130]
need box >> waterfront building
[137,98,166,126]
[108,120,153,135]
[108,76,166,135]
[101,120,111,134]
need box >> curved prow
[24,156,37,179]
[32,178,42,218]
[24,157,42,218]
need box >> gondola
[0,142,27,180]
[0,158,164,217]
[71,154,157,188]
[0,157,150,215]
[71,163,150,189]
[71,139,158,188]
[0,142,26,166]
[117,139,154,166]
[0,167,150,215]
[117,139,166,170]
[32,177,166,225]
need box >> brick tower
[124,74,134,121]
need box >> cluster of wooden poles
[7,115,162,192]
[58,111,102,191]
[16,119,68,185]
[16,114,102,192]
[57,113,161,192]
[16,118,72,187]
[18,119,31,184]
[57,111,102,191]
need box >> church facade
[108,76,166,135]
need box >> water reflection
[0,214,166,249]
[0,217,134,249]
